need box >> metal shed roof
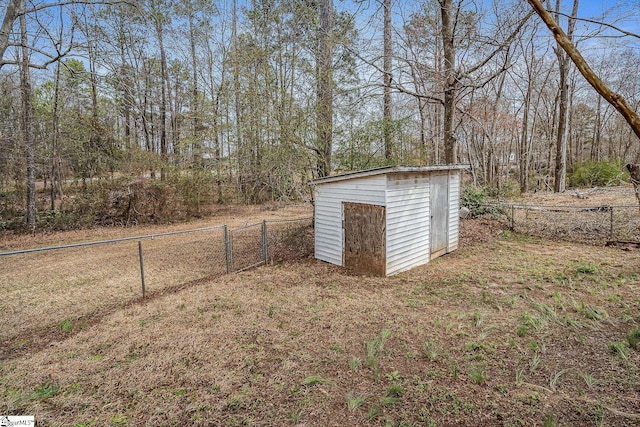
[309,165,468,185]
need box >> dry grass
[1,215,639,426]
[0,203,312,360]
[492,186,640,244]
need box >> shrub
[569,160,629,188]
[460,186,505,218]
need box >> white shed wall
[385,173,431,276]
[447,171,460,252]
[314,175,387,266]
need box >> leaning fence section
[227,218,315,272]
[264,218,314,264]
[0,218,313,349]
[482,203,640,244]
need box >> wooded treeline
[1,0,639,227]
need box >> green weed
[379,396,401,406]
[529,353,541,371]
[582,372,598,388]
[367,404,381,420]
[469,366,486,384]
[626,328,640,350]
[543,414,557,427]
[584,306,608,321]
[608,342,627,359]
[349,357,362,370]
[386,383,404,398]
[346,393,366,411]
[575,262,602,275]
[473,311,484,327]
[386,370,400,381]
[422,341,438,361]
[59,319,74,333]
[365,329,392,369]
[549,369,567,392]
[302,375,331,386]
[30,382,59,400]
[450,364,459,380]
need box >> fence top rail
[265,217,313,224]
[230,222,263,232]
[0,224,226,257]
[480,203,639,210]
[230,217,313,233]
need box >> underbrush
[0,172,218,231]
[569,159,629,188]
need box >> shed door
[430,174,449,259]
[343,202,386,276]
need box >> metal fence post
[609,207,614,240]
[138,240,146,298]
[223,225,230,274]
[262,220,268,264]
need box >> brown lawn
[0,198,639,426]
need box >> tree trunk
[50,60,62,211]
[0,0,20,68]
[552,0,578,193]
[439,0,457,164]
[19,0,35,228]
[155,18,168,181]
[383,0,392,160]
[519,76,532,193]
[189,5,201,166]
[316,0,334,177]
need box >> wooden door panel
[343,202,386,276]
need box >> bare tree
[316,0,334,177]
[19,0,35,228]
[527,0,640,141]
[550,0,578,192]
[383,0,392,159]
[437,0,533,164]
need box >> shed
[309,165,466,276]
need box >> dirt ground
[507,184,638,207]
[1,195,639,426]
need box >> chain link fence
[481,203,640,244]
[0,218,312,356]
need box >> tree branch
[458,10,534,79]
[18,0,137,16]
[527,0,640,141]
[552,10,640,40]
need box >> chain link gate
[228,222,266,272]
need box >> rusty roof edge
[308,164,470,185]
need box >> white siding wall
[314,176,387,266]
[447,171,460,252]
[385,173,431,276]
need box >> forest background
[1,0,639,230]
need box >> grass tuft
[470,366,486,384]
[301,375,331,386]
[30,382,59,400]
[58,319,74,333]
[365,329,392,369]
[574,262,602,275]
[345,393,366,411]
[626,328,640,350]
[608,342,627,359]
